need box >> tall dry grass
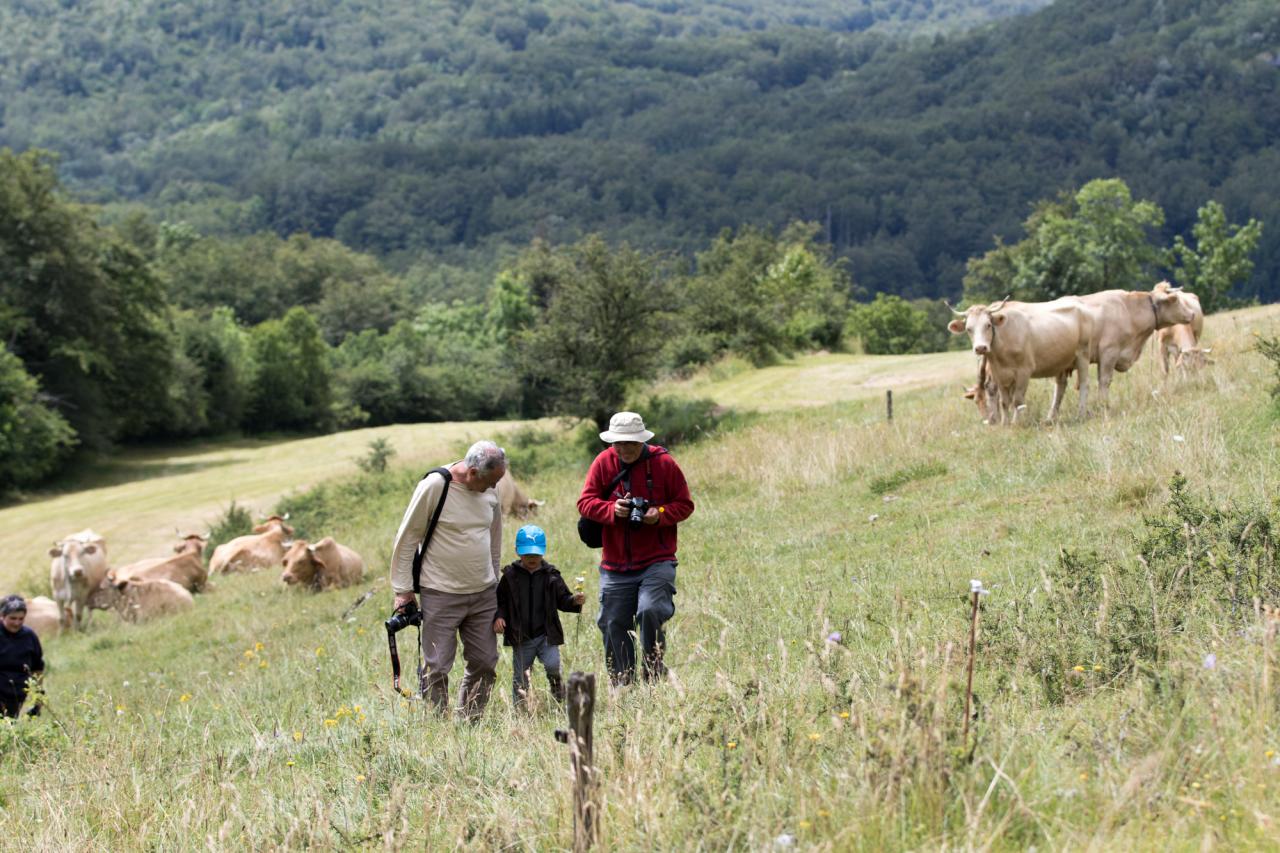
[3,305,1280,848]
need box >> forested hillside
[9,0,1276,303]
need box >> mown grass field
[4,304,1280,849]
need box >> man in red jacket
[577,411,695,685]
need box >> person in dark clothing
[0,595,44,718]
[493,525,584,708]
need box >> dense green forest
[7,0,1276,303]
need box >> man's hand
[614,493,632,518]
[642,506,661,525]
[493,617,506,634]
[572,593,586,606]
[394,591,417,611]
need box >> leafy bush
[0,348,77,492]
[1253,332,1280,404]
[845,294,939,355]
[983,474,1280,703]
[204,501,254,566]
[355,438,396,474]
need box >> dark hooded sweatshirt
[495,561,583,647]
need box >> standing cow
[209,515,293,574]
[1080,282,1196,407]
[1156,289,1209,375]
[280,537,365,591]
[48,530,110,629]
[949,297,1094,424]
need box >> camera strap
[411,467,453,594]
[388,621,423,696]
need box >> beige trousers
[419,586,499,720]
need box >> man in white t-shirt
[390,440,505,720]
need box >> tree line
[2,0,1275,307]
[1,147,1261,493]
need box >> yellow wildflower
[1072,665,1085,673]
[259,660,268,669]
[324,718,338,728]
[1267,750,1276,759]
[254,641,265,652]
[356,627,366,636]
[293,731,303,742]
[1092,665,1103,672]
[353,705,361,713]
[838,711,850,719]
[1079,772,1088,781]
[286,760,295,767]
[799,821,811,830]
[315,646,325,657]
[244,649,256,659]
[808,733,821,742]
[818,810,830,818]
[178,693,192,703]
[1192,782,1201,789]
[726,741,737,749]
[355,774,366,782]
[116,705,125,715]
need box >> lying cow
[109,534,209,592]
[1081,282,1196,407]
[1156,288,1209,375]
[949,296,1094,424]
[24,596,62,639]
[209,515,293,574]
[49,529,110,629]
[88,577,194,623]
[280,537,365,591]
[496,472,545,519]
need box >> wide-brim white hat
[599,411,654,443]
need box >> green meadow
[4,303,1280,849]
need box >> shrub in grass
[205,501,254,565]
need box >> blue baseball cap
[515,525,547,556]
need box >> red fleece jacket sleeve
[655,454,693,525]
[577,452,618,524]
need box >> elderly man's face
[470,463,506,492]
[613,441,644,464]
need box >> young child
[494,525,585,708]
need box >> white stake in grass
[963,579,988,747]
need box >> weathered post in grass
[559,672,598,852]
[886,389,893,422]
[963,579,985,746]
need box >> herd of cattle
[951,281,1209,424]
[30,472,544,639]
[25,288,1206,637]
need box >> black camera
[627,496,650,527]
[385,599,423,635]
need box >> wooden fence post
[886,389,893,422]
[566,672,598,852]
[963,580,984,747]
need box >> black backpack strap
[411,467,453,594]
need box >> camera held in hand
[385,598,423,635]
[626,496,651,527]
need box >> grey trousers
[419,586,499,720]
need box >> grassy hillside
[0,418,547,592]
[5,304,1280,847]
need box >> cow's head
[948,298,1009,356]
[962,357,999,423]
[174,534,209,556]
[254,515,294,536]
[1176,346,1211,371]
[512,498,546,520]
[1150,284,1196,328]
[280,540,321,587]
[50,539,101,581]
[87,577,124,611]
